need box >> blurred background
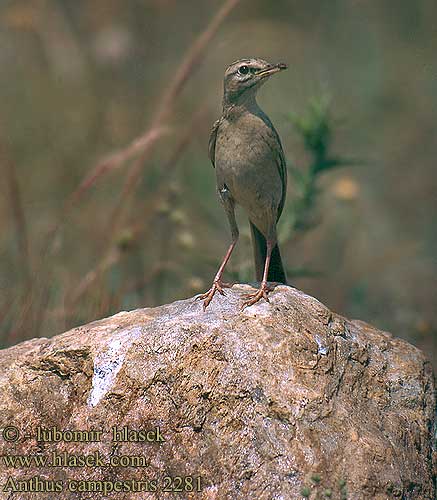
[0,0,436,368]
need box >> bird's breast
[214,116,283,222]
[215,118,274,176]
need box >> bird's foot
[196,280,233,310]
[241,282,275,310]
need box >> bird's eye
[239,65,249,75]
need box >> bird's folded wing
[260,124,287,220]
[208,118,222,168]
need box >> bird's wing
[275,131,287,220]
[208,118,222,168]
[260,118,287,220]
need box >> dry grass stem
[0,137,31,287]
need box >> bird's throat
[222,87,259,116]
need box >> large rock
[0,285,435,499]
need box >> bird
[198,57,288,310]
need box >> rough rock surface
[0,285,435,500]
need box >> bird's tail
[250,221,287,284]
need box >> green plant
[279,95,354,245]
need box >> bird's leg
[196,241,236,309]
[242,238,275,309]
[197,193,238,310]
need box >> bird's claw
[241,283,274,309]
[196,280,233,310]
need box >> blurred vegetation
[0,0,436,368]
[280,97,354,247]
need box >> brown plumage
[198,57,288,309]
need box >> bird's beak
[256,62,288,79]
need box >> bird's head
[223,57,287,105]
